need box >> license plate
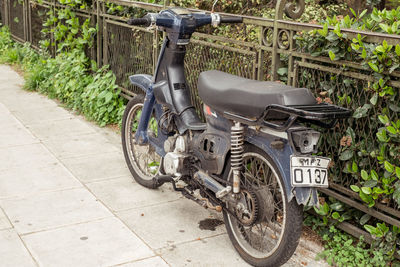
[290,156,330,188]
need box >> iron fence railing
[2,0,400,245]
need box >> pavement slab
[25,117,97,140]
[0,143,59,171]
[0,229,37,267]
[0,164,81,200]
[0,188,112,234]
[0,107,38,148]
[117,198,226,250]
[42,133,119,159]
[61,151,131,183]
[158,234,247,266]
[86,176,181,211]
[22,217,154,267]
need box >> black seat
[198,70,317,119]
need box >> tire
[121,94,162,189]
[222,144,303,267]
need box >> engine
[163,135,189,176]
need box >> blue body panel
[129,74,167,156]
[245,128,318,206]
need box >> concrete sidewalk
[0,65,327,267]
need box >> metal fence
[2,0,400,243]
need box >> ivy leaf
[339,150,353,161]
[396,167,400,179]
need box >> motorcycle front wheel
[223,144,303,267]
[121,94,162,189]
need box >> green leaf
[332,212,340,220]
[352,161,358,173]
[364,180,378,188]
[378,115,389,125]
[360,214,371,225]
[396,44,400,56]
[361,170,369,180]
[104,91,113,103]
[396,167,400,179]
[364,224,376,235]
[277,67,288,76]
[361,187,372,194]
[387,126,397,134]
[330,202,345,211]
[361,48,367,59]
[350,8,357,18]
[339,150,354,161]
[379,23,390,33]
[368,62,379,72]
[370,93,378,105]
[359,9,367,19]
[384,161,394,173]
[317,23,328,37]
[350,185,360,192]
[329,50,336,61]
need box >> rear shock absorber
[231,122,244,194]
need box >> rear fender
[245,128,318,206]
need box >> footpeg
[152,175,184,191]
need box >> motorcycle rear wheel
[121,94,162,189]
[223,144,303,267]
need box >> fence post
[96,0,102,67]
[271,0,304,82]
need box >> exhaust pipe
[194,171,231,199]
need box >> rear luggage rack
[224,103,352,131]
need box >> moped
[121,7,351,267]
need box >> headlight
[290,130,320,154]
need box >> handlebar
[127,11,243,28]
[220,16,243,24]
[127,17,152,26]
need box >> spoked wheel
[223,144,303,267]
[121,94,162,189]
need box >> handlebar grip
[220,16,243,24]
[127,17,151,26]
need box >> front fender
[129,74,153,93]
[245,128,318,206]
